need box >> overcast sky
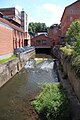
[0,0,76,26]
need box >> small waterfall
[24,59,35,69]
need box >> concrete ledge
[0,49,35,87]
[0,53,13,60]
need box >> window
[70,16,73,22]
[54,29,58,33]
[42,40,46,45]
[36,40,41,45]
[70,9,73,13]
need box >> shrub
[72,55,80,78]
[66,20,80,55]
[32,83,71,120]
[60,46,73,56]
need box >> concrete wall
[58,51,80,101]
[52,47,80,101]
[0,49,35,87]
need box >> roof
[0,7,17,12]
[0,17,24,32]
[31,34,52,41]
[0,12,3,15]
[60,0,79,22]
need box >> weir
[0,54,59,120]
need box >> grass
[0,55,16,64]
[35,60,43,64]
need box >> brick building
[0,7,28,32]
[31,24,61,47]
[21,10,28,32]
[60,0,80,42]
[31,34,53,48]
[48,24,61,45]
[0,11,25,59]
[0,14,13,59]
[0,7,30,59]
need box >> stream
[0,54,59,120]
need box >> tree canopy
[66,20,80,43]
[66,20,80,55]
[28,22,48,36]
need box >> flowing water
[0,54,58,120]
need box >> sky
[0,0,76,26]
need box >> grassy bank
[0,55,16,64]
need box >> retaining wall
[52,47,80,101]
[0,49,35,87]
[60,53,80,101]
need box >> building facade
[48,24,61,45]
[0,7,21,27]
[31,34,53,48]
[0,7,28,32]
[0,16,13,59]
[31,24,61,48]
[60,0,80,41]
[21,11,28,32]
[0,11,25,59]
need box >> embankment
[0,49,35,87]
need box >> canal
[0,54,58,120]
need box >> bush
[72,55,80,78]
[60,46,73,56]
[32,83,71,120]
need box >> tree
[66,20,80,55]
[66,20,80,43]
[28,22,47,36]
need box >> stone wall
[60,53,80,101]
[52,47,80,101]
[0,49,35,87]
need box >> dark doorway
[35,48,51,55]
[24,39,28,46]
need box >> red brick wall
[0,23,13,55]
[13,30,24,49]
[31,34,52,46]
[61,0,80,37]
[48,26,61,45]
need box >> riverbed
[0,54,58,120]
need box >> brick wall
[13,30,24,49]
[61,0,80,37]
[48,25,61,45]
[31,34,52,47]
[0,22,13,55]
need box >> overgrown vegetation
[72,55,80,78]
[0,55,16,64]
[32,83,71,120]
[60,45,73,56]
[60,20,80,78]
